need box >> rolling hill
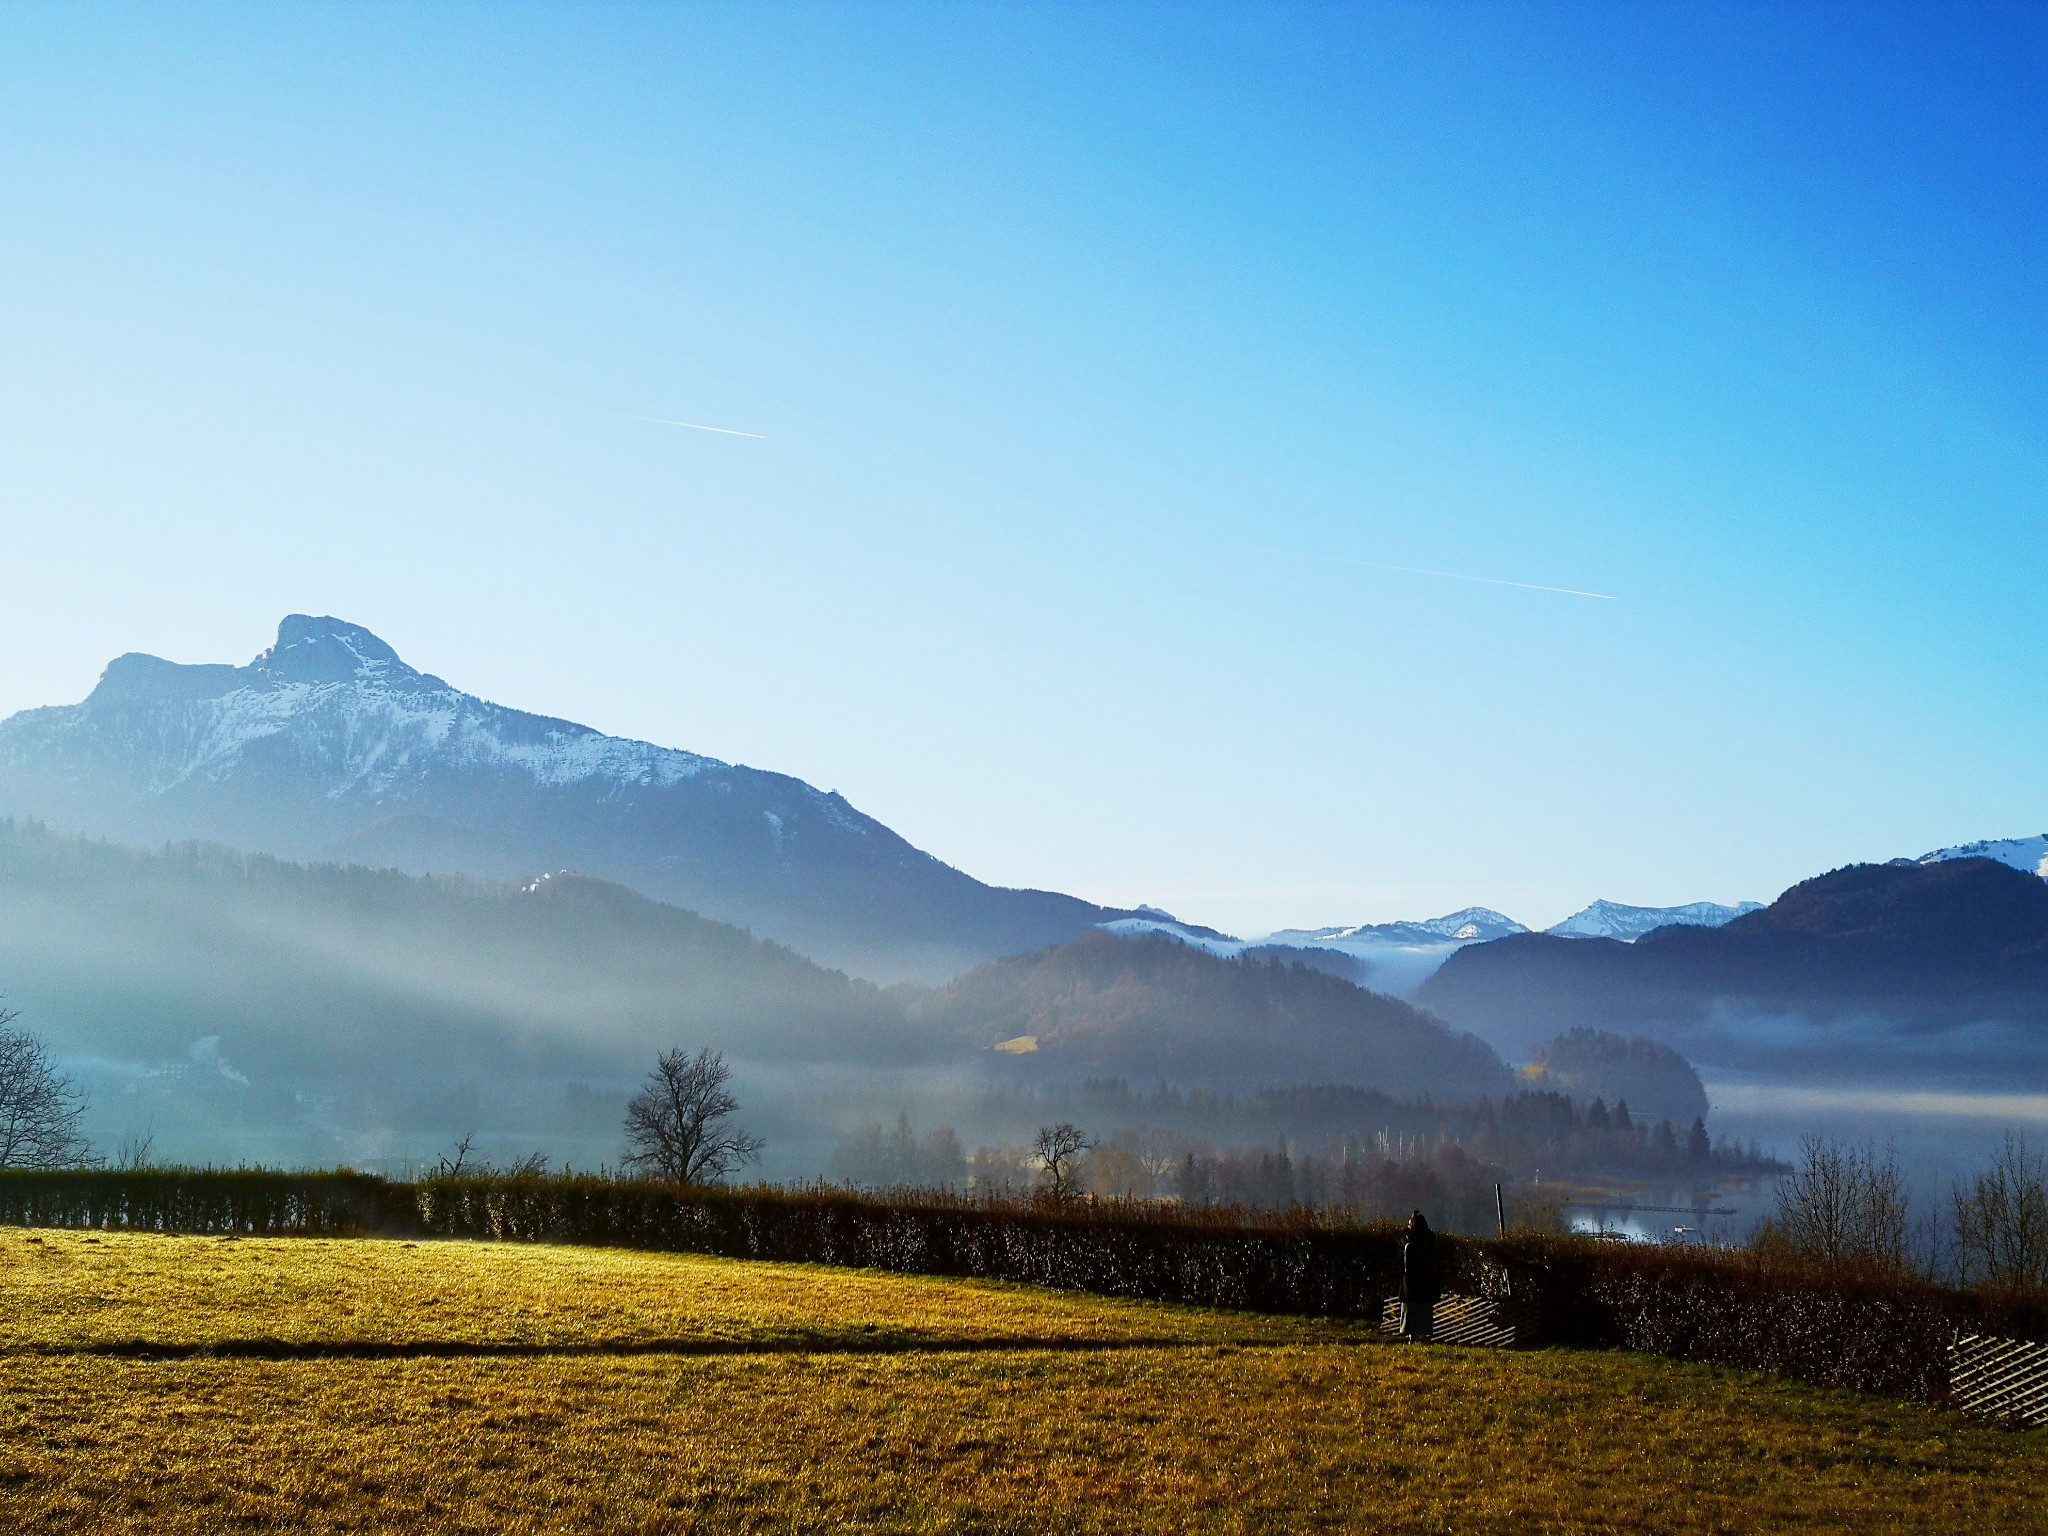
[922,930,1512,1098]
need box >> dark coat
[1400,1211,1440,1305]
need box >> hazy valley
[0,618,2040,1211]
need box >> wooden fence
[1948,1334,2048,1427]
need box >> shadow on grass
[0,1333,1371,1362]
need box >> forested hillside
[921,931,1512,1099]
[0,822,914,1165]
[1420,858,2048,1072]
[0,823,1529,1167]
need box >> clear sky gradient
[3,4,2043,935]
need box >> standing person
[1401,1209,1440,1342]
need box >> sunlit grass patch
[0,1230,2039,1533]
[0,1229,1351,1352]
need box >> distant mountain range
[0,616,1144,982]
[1250,909,1526,995]
[0,612,1823,993]
[1118,900,1765,996]
[1543,899,1763,941]
[1418,857,2048,1082]
[1271,899,1769,951]
[1271,907,1530,947]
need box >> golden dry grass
[0,1227,1329,1352]
[0,1229,2041,1533]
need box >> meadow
[0,1228,2041,1533]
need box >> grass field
[0,1229,2040,1533]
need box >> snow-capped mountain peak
[68,615,724,801]
[1918,834,2048,880]
[0,615,1139,980]
[1209,907,1530,997]
[1544,898,1762,942]
[1267,907,1528,948]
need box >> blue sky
[3,3,2043,934]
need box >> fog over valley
[0,618,2042,1226]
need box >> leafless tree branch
[0,1009,98,1170]
[621,1047,762,1185]
[1953,1131,2048,1295]
[1761,1134,1912,1272]
[1033,1122,1093,1202]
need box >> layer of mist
[0,822,1625,1181]
[1420,857,2048,1086]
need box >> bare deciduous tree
[1033,1122,1092,1202]
[1954,1131,2048,1296]
[437,1130,480,1178]
[622,1047,763,1185]
[432,1131,551,1180]
[0,1011,97,1170]
[114,1127,156,1171]
[1131,1126,1183,1193]
[1758,1135,1912,1272]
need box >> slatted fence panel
[1378,1294,1538,1348]
[1433,1294,1539,1348]
[1949,1334,2048,1427]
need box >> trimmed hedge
[0,1168,414,1237]
[6,1168,2046,1406]
[416,1176,1408,1316]
[1492,1234,2048,1404]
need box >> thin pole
[1495,1182,1507,1238]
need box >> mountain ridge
[1418,857,2048,1076]
[1918,833,2048,879]
[1544,898,1764,941]
[0,616,1139,982]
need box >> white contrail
[633,416,768,440]
[1324,554,1618,601]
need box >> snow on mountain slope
[1269,908,1528,947]
[1244,898,1761,992]
[1545,899,1763,942]
[1240,908,1530,996]
[1089,906,1522,995]
[1918,835,2048,879]
[59,620,726,802]
[0,615,1128,981]
[1095,912,1249,957]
